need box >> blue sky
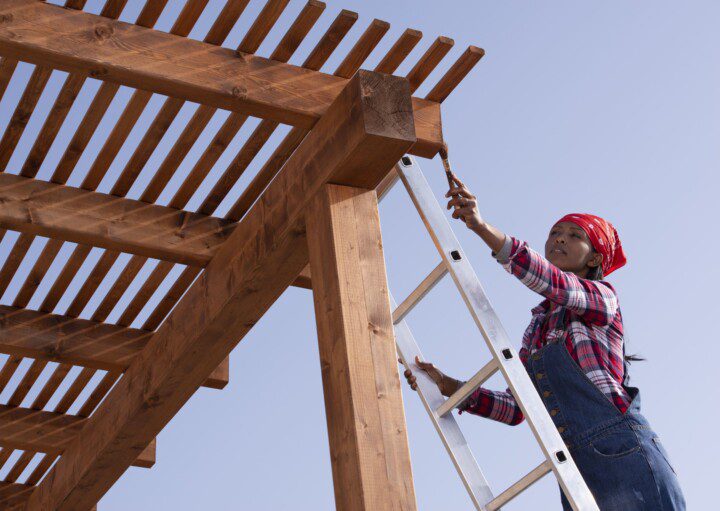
[0,0,717,509]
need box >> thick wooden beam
[307,184,416,510]
[25,70,415,511]
[0,305,227,390]
[0,405,154,468]
[0,173,234,267]
[0,0,442,157]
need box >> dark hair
[585,251,645,365]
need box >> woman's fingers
[446,197,477,210]
[445,187,474,199]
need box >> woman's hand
[400,355,461,397]
[445,173,485,233]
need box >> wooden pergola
[0,1,481,509]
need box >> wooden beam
[0,404,154,468]
[0,481,35,509]
[0,173,235,267]
[24,69,415,511]
[0,0,442,157]
[0,305,227,390]
[306,184,416,510]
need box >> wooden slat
[0,0,126,173]
[20,74,85,178]
[137,0,293,206]
[79,90,152,191]
[227,11,411,222]
[333,18,390,78]
[0,233,33,297]
[39,244,92,313]
[0,58,18,100]
[48,0,206,186]
[374,28,423,74]
[134,0,169,28]
[0,66,53,171]
[141,266,201,330]
[116,261,174,327]
[7,359,47,407]
[426,46,485,103]
[51,82,120,185]
[306,184,416,510]
[0,356,22,394]
[108,97,185,198]
[5,451,33,482]
[0,0,442,156]
[203,0,250,45]
[63,250,119,319]
[75,0,211,192]
[111,1,252,199]
[406,36,455,93]
[0,404,153,467]
[0,173,235,266]
[90,256,147,322]
[24,69,415,511]
[17,0,139,181]
[237,0,291,54]
[171,0,325,211]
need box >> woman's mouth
[551,248,566,255]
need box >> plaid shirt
[458,236,630,425]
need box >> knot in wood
[0,13,13,23]
[89,67,109,78]
[94,24,114,40]
[231,85,247,99]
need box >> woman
[402,173,686,510]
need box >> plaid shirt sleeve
[456,345,528,426]
[499,237,619,326]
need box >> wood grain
[0,404,153,467]
[306,184,417,510]
[0,173,235,266]
[0,0,442,156]
[24,70,415,511]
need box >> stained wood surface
[307,184,417,510]
[0,0,442,156]
[0,305,226,390]
[0,173,235,266]
[0,404,153,467]
[24,70,415,511]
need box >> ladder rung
[392,262,448,325]
[436,358,499,417]
[486,460,553,511]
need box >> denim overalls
[527,342,686,510]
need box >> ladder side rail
[396,156,600,511]
[393,295,496,510]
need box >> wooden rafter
[0,0,443,157]
[24,69,415,511]
[0,404,155,468]
[0,305,227,389]
[0,173,235,267]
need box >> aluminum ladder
[382,155,599,510]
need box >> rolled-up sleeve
[498,237,619,326]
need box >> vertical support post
[307,184,417,511]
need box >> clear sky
[0,0,717,509]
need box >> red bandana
[554,213,627,277]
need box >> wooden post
[307,184,417,511]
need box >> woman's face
[545,222,602,277]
